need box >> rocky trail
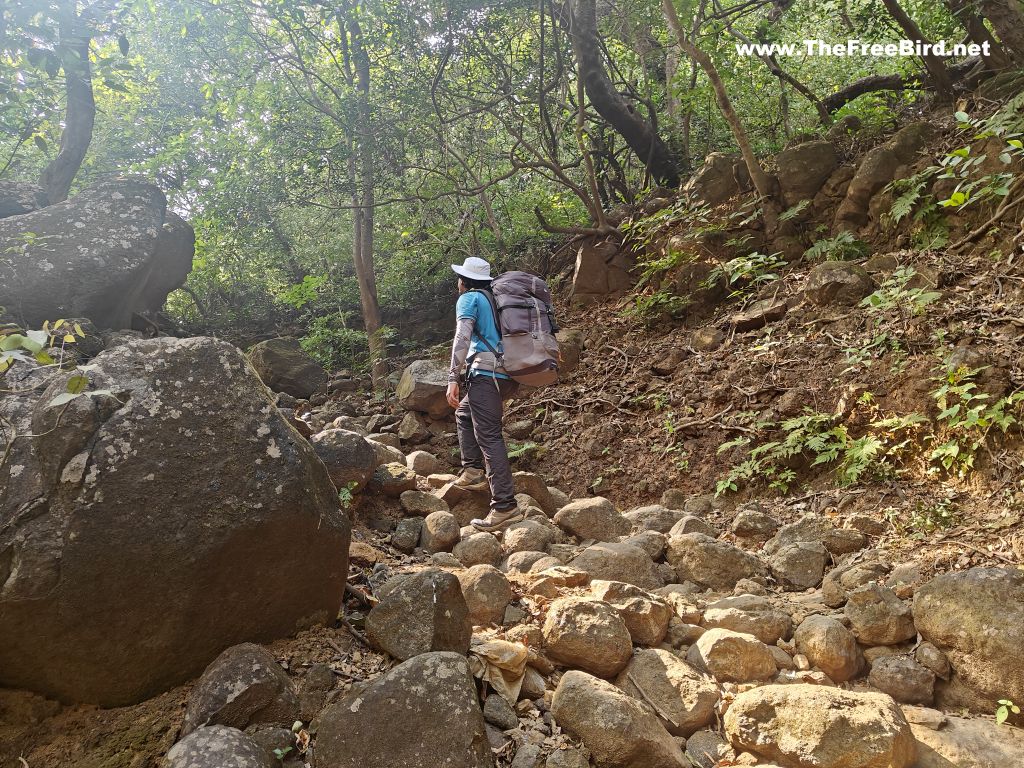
[2,332,1023,768]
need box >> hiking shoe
[471,507,526,532]
[454,468,489,491]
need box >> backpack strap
[467,289,503,368]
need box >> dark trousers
[456,375,518,511]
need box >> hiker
[445,256,525,532]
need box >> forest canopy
[2,0,1019,379]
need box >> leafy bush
[927,359,1024,477]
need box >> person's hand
[446,381,460,409]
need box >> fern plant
[803,231,869,261]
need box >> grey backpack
[472,271,560,387]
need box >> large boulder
[310,429,377,492]
[776,140,838,206]
[914,567,1024,711]
[365,569,471,660]
[724,684,917,768]
[0,337,349,705]
[685,152,742,205]
[910,712,1024,768]
[834,121,935,230]
[0,181,47,219]
[248,338,327,400]
[315,652,493,768]
[571,240,636,303]
[551,670,688,768]
[0,179,194,328]
[396,360,454,419]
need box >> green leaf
[66,373,89,394]
[33,135,47,152]
[49,392,82,407]
[118,34,130,56]
[954,111,970,123]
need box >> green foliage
[507,441,542,461]
[299,314,369,373]
[716,404,925,495]
[927,359,1024,478]
[706,251,786,301]
[997,699,1020,725]
[885,497,960,537]
[338,481,358,510]
[625,289,692,325]
[860,267,940,317]
[803,231,869,261]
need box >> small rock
[667,534,767,592]
[453,532,503,567]
[182,644,299,736]
[804,261,875,306]
[869,655,935,705]
[484,692,520,730]
[368,462,418,497]
[166,725,272,768]
[622,530,667,561]
[310,429,377,492]
[691,328,725,352]
[419,511,461,553]
[542,598,633,678]
[701,595,793,645]
[458,565,512,627]
[822,559,891,608]
[503,519,561,554]
[400,490,449,517]
[769,541,829,591]
[614,648,719,736]
[391,517,422,554]
[667,516,716,538]
[570,542,665,591]
[793,615,861,683]
[406,450,441,475]
[315,652,491,768]
[554,497,630,541]
[914,642,950,680]
[550,671,688,768]
[623,505,682,533]
[686,628,777,683]
[686,730,731,768]
[731,508,780,544]
[366,569,471,660]
[844,584,916,646]
[591,580,673,646]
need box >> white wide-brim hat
[451,256,492,281]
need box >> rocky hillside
[2,88,1024,768]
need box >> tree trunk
[661,0,778,220]
[38,14,95,204]
[946,0,1012,69]
[880,0,954,102]
[978,0,1024,62]
[569,0,680,187]
[345,6,387,390]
